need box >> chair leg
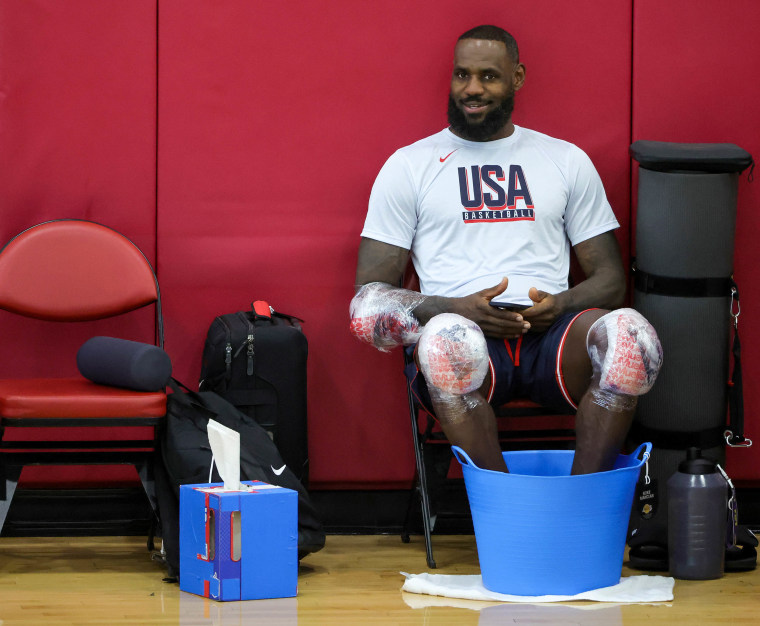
[401,476,416,544]
[401,465,439,540]
[0,465,22,535]
[135,456,158,515]
[415,439,437,569]
[405,388,437,568]
[403,349,440,568]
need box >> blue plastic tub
[452,442,651,596]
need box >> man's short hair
[458,25,519,64]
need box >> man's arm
[351,238,422,350]
[355,237,410,288]
[354,237,529,341]
[522,231,626,332]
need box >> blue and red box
[179,481,298,601]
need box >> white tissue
[207,419,242,491]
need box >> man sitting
[350,24,662,474]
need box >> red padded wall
[0,1,157,486]
[157,0,632,487]
[3,1,757,493]
[632,0,760,482]
[0,0,158,371]
[23,1,758,490]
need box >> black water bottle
[667,447,727,579]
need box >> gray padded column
[627,140,752,550]
[637,170,738,277]
[634,169,738,467]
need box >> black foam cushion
[630,140,753,173]
[77,336,172,392]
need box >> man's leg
[426,378,508,473]
[416,313,508,473]
[561,309,663,474]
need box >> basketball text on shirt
[458,164,535,223]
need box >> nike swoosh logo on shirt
[272,464,287,476]
[439,149,458,163]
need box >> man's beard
[447,93,515,141]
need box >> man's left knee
[586,308,663,410]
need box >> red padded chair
[0,219,166,534]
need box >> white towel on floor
[401,572,674,603]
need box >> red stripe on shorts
[555,309,597,410]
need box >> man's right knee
[417,313,489,396]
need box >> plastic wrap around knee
[586,308,663,411]
[349,282,426,352]
[417,313,489,397]
[428,387,488,425]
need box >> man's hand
[447,277,531,339]
[518,231,629,333]
[521,287,563,333]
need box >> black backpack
[153,380,325,580]
[199,301,309,483]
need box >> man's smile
[462,101,489,114]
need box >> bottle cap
[678,447,718,474]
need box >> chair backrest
[0,220,162,342]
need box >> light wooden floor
[0,534,757,625]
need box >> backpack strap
[167,378,220,424]
[726,280,751,447]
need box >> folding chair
[401,348,576,568]
[0,219,167,534]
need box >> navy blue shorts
[405,310,592,414]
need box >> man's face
[448,38,524,141]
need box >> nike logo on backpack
[272,464,287,476]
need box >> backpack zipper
[237,312,255,376]
[217,316,235,381]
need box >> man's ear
[513,63,526,91]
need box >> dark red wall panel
[632,0,760,482]
[0,0,158,377]
[157,0,632,487]
[2,0,756,491]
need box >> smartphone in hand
[489,301,528,312]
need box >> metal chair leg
[415,442,437,569]
[401,475,416,543]
[406,380,437,568]
[0,465,22,534]
[135,456,158,514]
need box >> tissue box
[179,481,298,601]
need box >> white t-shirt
[361,126,619,305]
